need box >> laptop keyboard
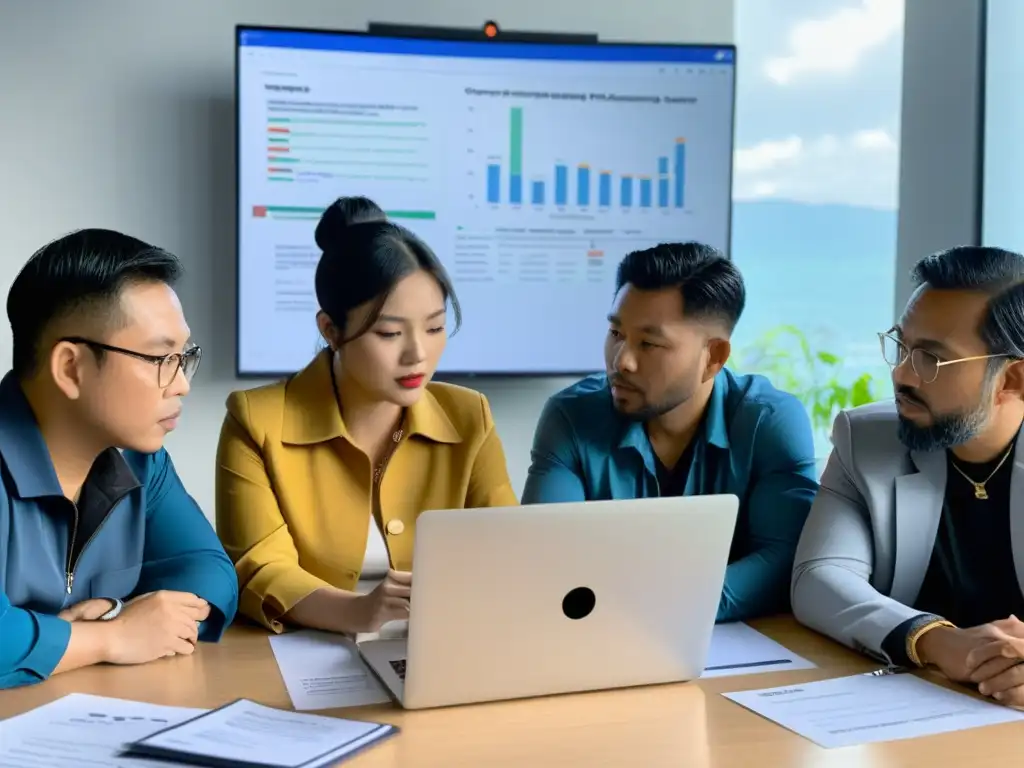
[389,659,407,680]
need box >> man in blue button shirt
[0,229,238,689]
[522,242,819,622]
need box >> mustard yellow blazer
[215,351,518,631]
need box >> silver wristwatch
[98,598,124,621]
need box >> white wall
[0,0,734,517]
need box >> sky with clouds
[734,0,904,210]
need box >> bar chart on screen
[467,104,690,219]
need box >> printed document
[125,698,395,767]
[270,629,390,710]
[703,622,816,678]
[0,692,204,767]
[724,672,1024,748]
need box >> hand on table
[352,570,412,634]
[915,621,1012,683]
[966,616,1024,706]
[104,591,211,665]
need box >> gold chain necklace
[950,443,1014,500]
[372,427,404,485]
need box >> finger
[383,583,412,599]
[387,570,413,585]
[978,662,1024,697]
[970,655,1022,684]
[995,683,1024,707]
[176,618,200,645]
[172,638,197,656]
[382,596,410,614]
[966,637,1021,669]
[165,591,210,609]
[179,603,210,623]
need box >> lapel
[891,448,945,603]
[1010,439,1024,600]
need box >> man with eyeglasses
[792,245,1024,707]
[0,228,238,689]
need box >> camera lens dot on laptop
[562,586,596,620]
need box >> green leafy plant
[729,324,882,436]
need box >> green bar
[264,206,436,220]
[510,107,523,176]
[268,137,289,143]
[268,177,294,182]
[267,156,299,163]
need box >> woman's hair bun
[314,196,388,251]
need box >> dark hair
[314,196,461,342]
[615,241,745,332]
[7,228,182,378]
[911,245,1024,359]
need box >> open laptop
[355,494,739,710]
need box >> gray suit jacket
[791,401,1024,662]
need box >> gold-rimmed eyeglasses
[878,331,1005,384]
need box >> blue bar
[531,180,544,205]
[239,28,736,64]
[658,178,669,207]
[598,172,611,207]
[510,174,523,205]
[674,141,686,208]
[620,176,633,207]
[487,164,500,204]
[577,166,590,207]
[658,157,669,174]
[639,178,652,207]
[555,164,568,206]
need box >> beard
[609,376,697,422]
[896,385,992,452]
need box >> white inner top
[356,518,389,594]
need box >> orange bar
[587,249,604,258]
[252,206,267,217]
[675,137,686,143]
[268,127,290,134]
[578,163,590,169]
[599,170,612,176]
[268,147,288,153]
[268,167,291,173]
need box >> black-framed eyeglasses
[60,337,202,389]
[878,331,1005,384]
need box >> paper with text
[0,692,205,767]
[724,672,1024,748]
[128,698,394,768]
[703,622,816,678]
[270,629,391,710]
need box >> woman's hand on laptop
[352,570,412,633]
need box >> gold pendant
[974,483,989,500]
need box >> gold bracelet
[907,619,956,667]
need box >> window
[730,0,903,456]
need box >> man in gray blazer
[792,245,1024,707]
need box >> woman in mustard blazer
[216,196,518,635]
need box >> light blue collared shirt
[521,368,819,622]
[0,372,239,689]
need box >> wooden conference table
[2,617,1023,766]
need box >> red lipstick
[397,374,425,389]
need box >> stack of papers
[724,671,1024,748]
[0,694,395,767]
[124,699,395,767]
